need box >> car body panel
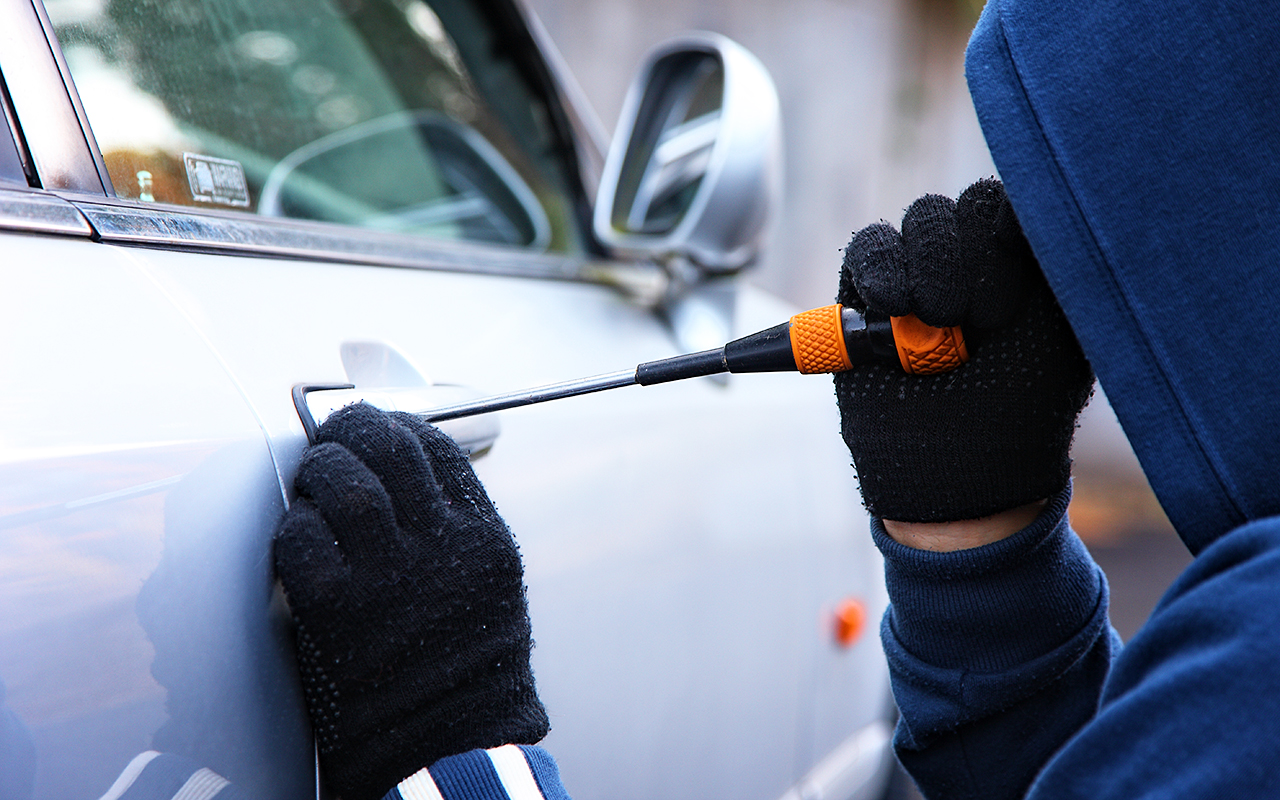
[0,0,895,796]
[127,241,892,798]
[0,231,312,798]
[84,235,891,797]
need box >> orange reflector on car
[833,598,867,648]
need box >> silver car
[0,0,895,797]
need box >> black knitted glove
[274,403,548,800]
[836,179,1094,522]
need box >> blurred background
[526,0,1191,642]
[530,0,990,311]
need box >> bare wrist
[882,499,1049,552]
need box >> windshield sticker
[182,153,250,207]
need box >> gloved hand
[836,178,1094,523]
[274,404,549,800]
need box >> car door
[0,0,894,798]
[0,205,313,798]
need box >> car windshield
[44,0,582,252]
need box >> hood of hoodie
[965,0,1280,554]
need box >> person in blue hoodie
[267,0,1280,798]
[861,0,1280,796]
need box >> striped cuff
[386,745,569,800]
[99,751,249,800]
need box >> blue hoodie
[968,0,1280,554]
[876,1,1280,797]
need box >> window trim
[0,73,33,185]
[510,0,607,197]
[0,0,106,194]
[69,194,597,279]
[0,187,93,236]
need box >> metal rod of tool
[422,369,640,422]
[416,304,969,423]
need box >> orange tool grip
[889,314,968,375]
[789,305,852,374]
[788,304,969,375]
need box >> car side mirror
[594,34,782,273]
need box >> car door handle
[293,383,500,458]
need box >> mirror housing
[594,33,782,273]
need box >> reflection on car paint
[0,443,311,799]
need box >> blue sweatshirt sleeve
[1025,517,1280,798]
[873,487,1121,799]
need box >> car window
[43,0,581,252]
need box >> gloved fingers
[842,181,1040,330]
[839,222,910,315]
[315,403,446,534]
[391,412,506,528]
[293,439,406,563]
[956,179,1032,328]
[900,194,970,327]
[274,496,349,602]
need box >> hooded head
[965,0,1280,554]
